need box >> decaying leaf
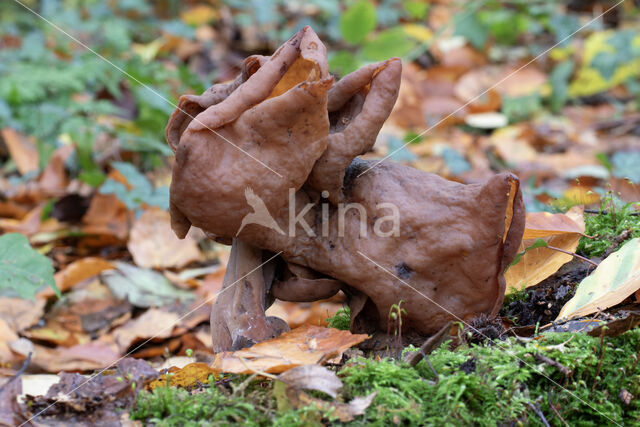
[558,238,640,320]
[112,307,180,352]
[0,128,38,175]
[24,358,157,423]
[277,365,343,398]
[149,362,217,390]
[0,297,45,332]
[210,325,368,374]
[37,257,114,299]
[0,374,24,426]
[26,342,120,373]
[275,380,376,423]
[101,262,194,308]
[506,207,585,292]
[127,207,200,269]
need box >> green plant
[99,162,169,215]
[326,307,350,330]
[578,193,640,257]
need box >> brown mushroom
[166,27,526,351]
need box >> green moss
[578,198,640,257]
[132,330,640,425]
[327,307,351,331]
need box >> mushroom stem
[211,238,288,352]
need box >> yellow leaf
[149,362,218,390]
[180,5,219,26]
[403,24,433,42]
[210,325,368,374]
[557,238,640,320]
[506,208,585,292]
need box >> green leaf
[328,51,360,76]
[102,262,194,307]
[611,151,640,184]
[454,13,488,50]
[340,0,376,44]
[362,27,416,61]
[558,238,640,320]
[0,233,59,299]
[509,238,548,267]
[403,0,428,19]
[501,93,542,122]
[548,61,574,112]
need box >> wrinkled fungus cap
[167,27,526,343]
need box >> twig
[547,389,570,427]
[545,245,598,267]
[526,402,550,427]
[603,229,633,258]
[585,209,640,216]
[0,352,31,394]
[405,321,452,367]
[533,353,572,377]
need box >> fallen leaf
[149,362,217,390]
[0,233,58,299]
[1,128,38,175]
[36,257,114,299]
[277,365,343,398]
[128,208,200,269]
[20,374,60,399]
[81,194,129,242]
[26,342,120,373]
[587,311,640,337]
[276,381,376,423]
[24,358,157,423]
[102,262,194,308]
[0,297,45,332]
[464,112,508,129]
[0,318,21,367]
[0,374,23,426]
[506,207,585,292]
[558,238,640,320]
[210,325,369,374]
[112,308,180,352]
[38,145,73,196]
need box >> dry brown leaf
[112,308,180,352]
[81,194,130,241]
[0,318,21,366]
[282,385,376,423]
[36,257,115,299]
[38,145,73,196]
[506,207,585,292]
[210,325,368,374]
[27,342,120,373]
[1,128,39,175]
[128,208,200,269]
[0,297,45,332]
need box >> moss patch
[132,330,640,425]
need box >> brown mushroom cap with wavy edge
[166,26,526,349]
[167,26,332,240]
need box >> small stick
[603,228,633,258]
[526,402,550,427]
[585,209,639,217]
[533,353,572,377]
[405,321,452,367]
[545,245,598,267]
[547,389,570,427]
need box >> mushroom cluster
[166,27,525,352]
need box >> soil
[500,259,592,327]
